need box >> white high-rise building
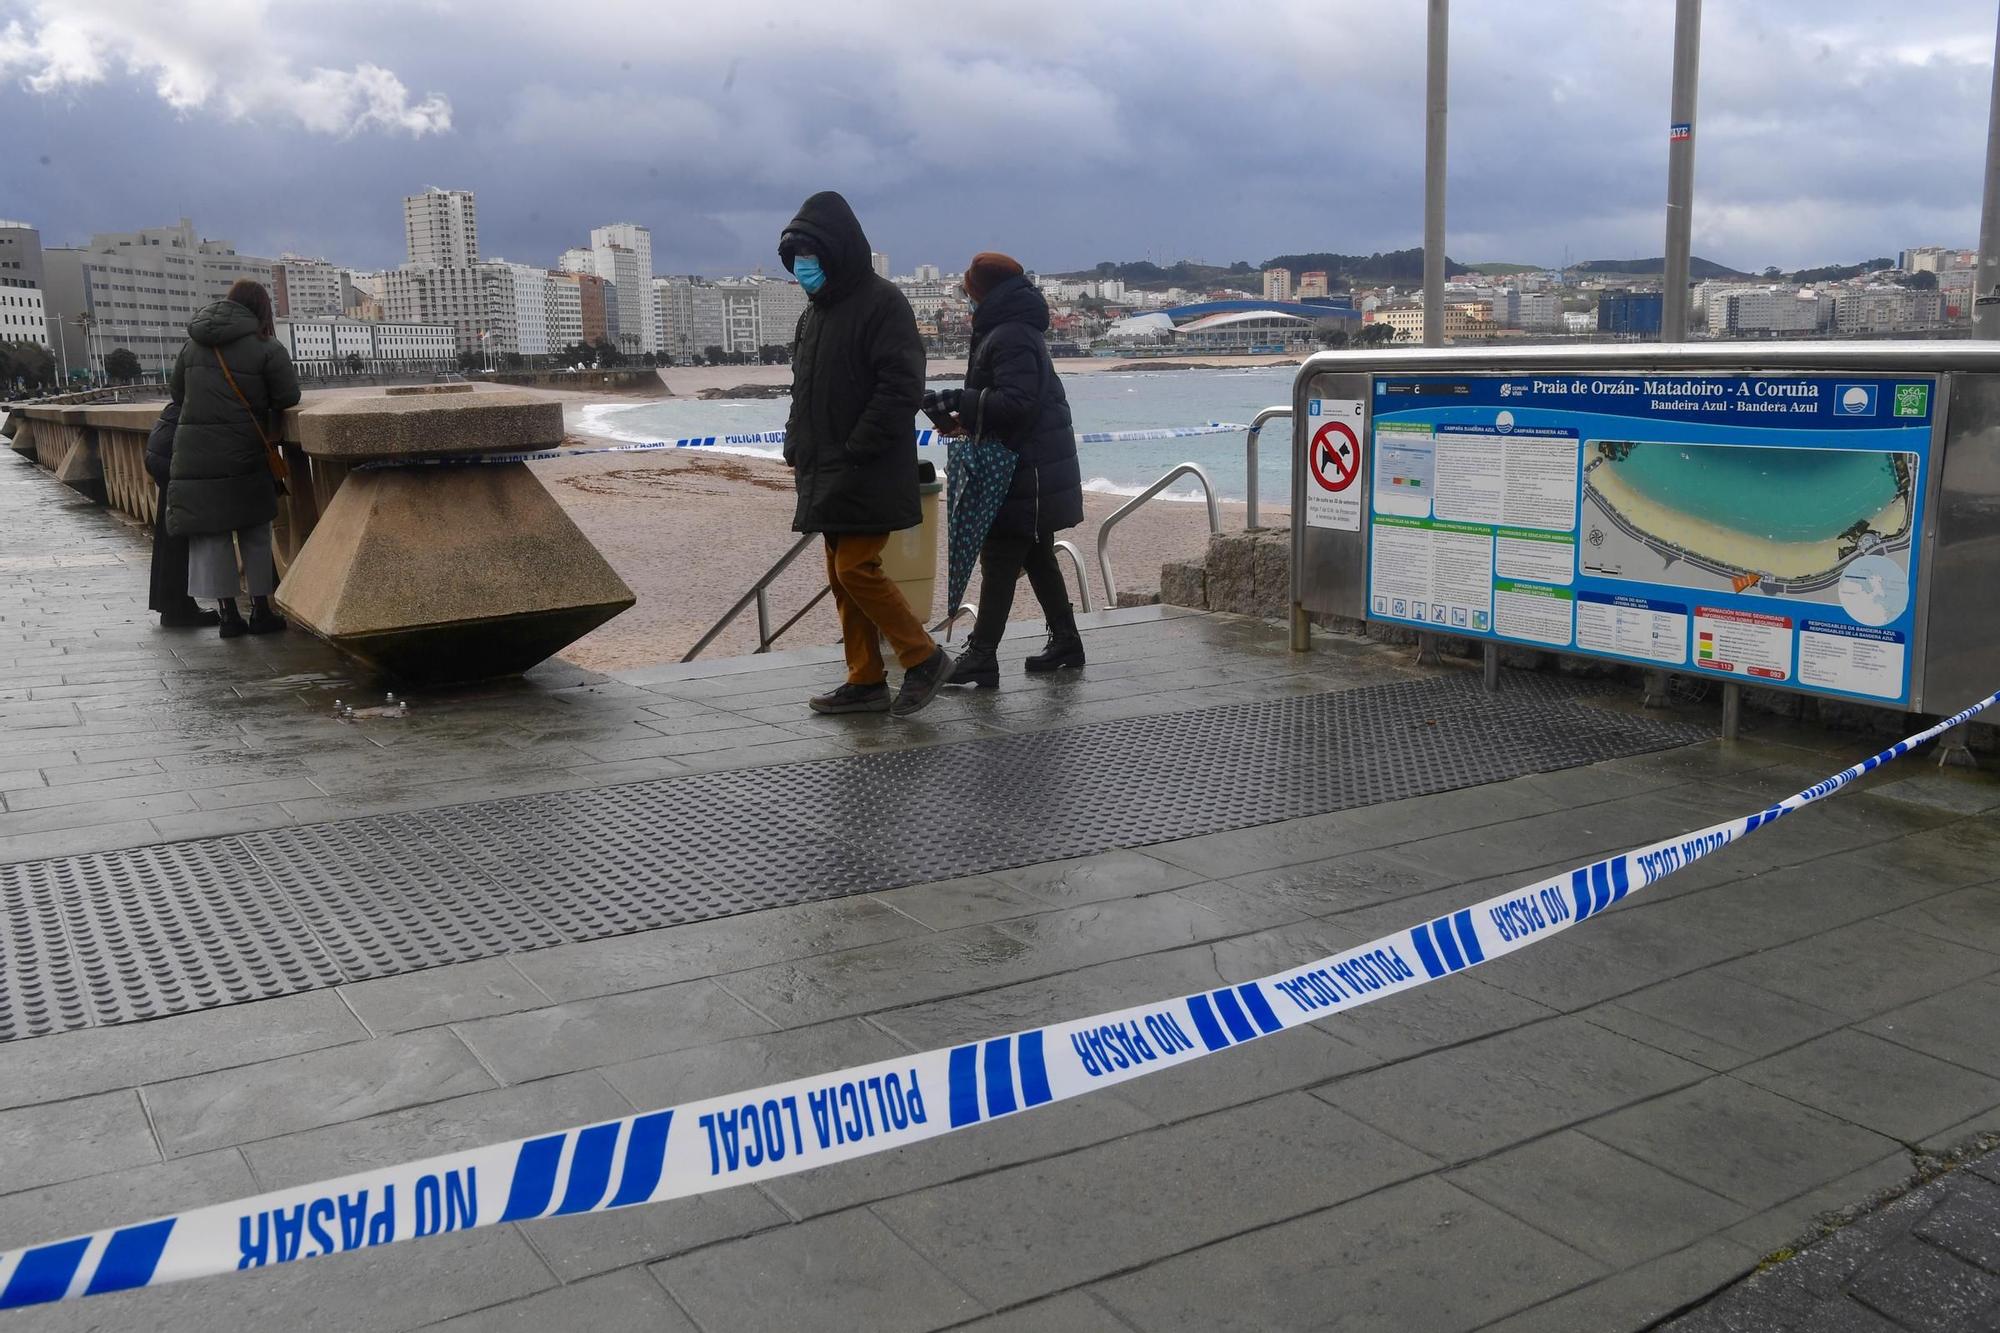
[41,219,276,380]
[0,220,49,353]
[483,261,550,358]
[273,255,348,319]
[655,275,808,362]
[383,265,486,355]
[557,248,596,277]
[1518,291,1562,332]
[871,252,890,278]
[547,273,584,352]
[404,188,479,267]
[1262,267,1295,301]
[590,223,655,354]
[914,263,940,283]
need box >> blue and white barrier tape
[357,422,1249,469]
[0,689,1991,1310]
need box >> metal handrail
[1097,462,1221,608]
[1244,406,1291,530]
[1052,539,1094,613]
[682,532,818,661]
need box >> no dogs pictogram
[1310,421,1360,492]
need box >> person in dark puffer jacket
[779,190,950,717]
[166,279,300,639]
[144,400,216,628]
[940,253,1086,689]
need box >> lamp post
[1662,0,1702,342]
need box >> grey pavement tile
[340,958,550,1035]
[0,1148,252,1259]
[1737,1029,2000,1143]
[654,1208,983,1333]
[1110,1025,1380,1124]
[1864,979,2000,1077]
[509,897,929,1004]
[0,989,366,1111]
[1867,769,2000,815]
[1847,1235,2000,1328]
[1384,795,1713,885]
[1089,1174,1602,1333]
[1586,1076,1903,1212]
[0,767,50,794]
[763,1088,1158,1221]
[1316,1014,1706,1163]
[522,1189,788,1283]
[600,1017,911,1111]
[1883,883,2000,955]
[1479,1235,1760,1333]
[1716,920,2000,1022]
[453,978,775,1084]
[147,801,299,841]
[949,1291,1133,1333]
[0,1090,159,1195]
[1721,1151,1918,1262]
[721,894,1247,1030]
[1224,847,1464,920]
[1316,974,1561,1062]
[417,1268,697,1333]
[0,788,195,836]
[188,776,325,811]
[147,1027,497,1156]
[239,1070,629,1190]
[1915,1174,2000,1273]
[6,1226,555,1333]
[0,817,181,864]
[1599,971,1846,1068]
[989,849,1205,907]
[1447,1130,1747,1267]
[873,1093,1437,1308]
[863,875,1051,930]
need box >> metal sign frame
[1291,342,2000,716]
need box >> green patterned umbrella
[945,428,1017,621]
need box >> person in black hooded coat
[778,191,949,717]
[143,401,217,628]
[940,253,1087,689]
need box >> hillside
[1574,256,1752,280]
[1059,247,1471,292]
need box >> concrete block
[1158,557,1206,609]
[1113,588,1159,608]
[274,463,634,683]
[1251,528,1291,618]
[290,385,564,459]
[1203,530,1256,614]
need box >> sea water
[1611,443,1900,544]
[576,366,1300,505]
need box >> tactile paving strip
[0,673,1713,1040]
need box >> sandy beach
[536,361,1288,672]
[1586,462,1908,582]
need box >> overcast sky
[2,0,1994,278]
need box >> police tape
[0,689,1991,1310]
[357,422,1250,469]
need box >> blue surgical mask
[795,255,826,295]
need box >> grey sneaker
[891,647,951,717]
[809,681,891,714]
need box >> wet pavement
[5,446,2000,1330]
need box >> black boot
[246,595,287,635]
[159,597,220,629]
[947,643,999,689]
[216,599,248,639]
[1025,605,1084,673]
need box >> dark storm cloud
[1,0,1993,276]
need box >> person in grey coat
[166,279,300,638]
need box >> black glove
[937,388,965,414]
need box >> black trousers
[970,532,1073,649]
[146,484,198,615]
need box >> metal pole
[1422,0,1448,350]
[1976,6,2000,337]
[1482,642,1499,692]
[755,588,772,652]
[1662,0,1702,342]
[1245,425,1259,530]
[1720,681,1741,741]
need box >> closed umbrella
[944,389,1017,622]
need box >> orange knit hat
[964,252,1025,300]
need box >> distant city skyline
[2,0,1995,279]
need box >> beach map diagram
[1365,373,1935,705]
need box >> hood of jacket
[778,191,873,304]
[186,300,261,348]
[971,274,1049,337]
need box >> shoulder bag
[212,347,290,491]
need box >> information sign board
[1365,373,1935,705]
